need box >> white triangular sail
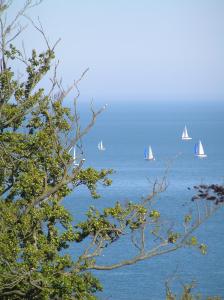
[198,141,204,155]
[148,146,154,160]
[144,145,155,160]
[195,140,207,158]
[73,147,79,166]
[181,125,192,140]
[98,140,105,151]
[73,147,76,160]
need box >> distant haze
[10,0,224,102]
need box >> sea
[64,100,224,300]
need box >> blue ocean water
[64,100,224,299]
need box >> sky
[9,0,224,102]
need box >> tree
[0,1,223,299]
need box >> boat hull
[182,137,192,140]
[195,154,207,158]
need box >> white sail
[195,140,207,158]
[181,125,192,140]
[98,140,105,151]
[144,145,155,160]
[148,146,154,160]
[73,147,79,166]
[182,126,187,138]
[73,147,76,160]
[198,141,204,155]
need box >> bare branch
[6,24,27,45]
[7,0,42,33]
[23,14,60,51]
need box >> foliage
[0,1,223,299]
[166,281,221,300]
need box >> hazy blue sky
[10,0,224,101]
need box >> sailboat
[144,146,155,161]
[181,125,192,140]
[98,140,105,151]
[194,140,207,158]
[73,147,79,166]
